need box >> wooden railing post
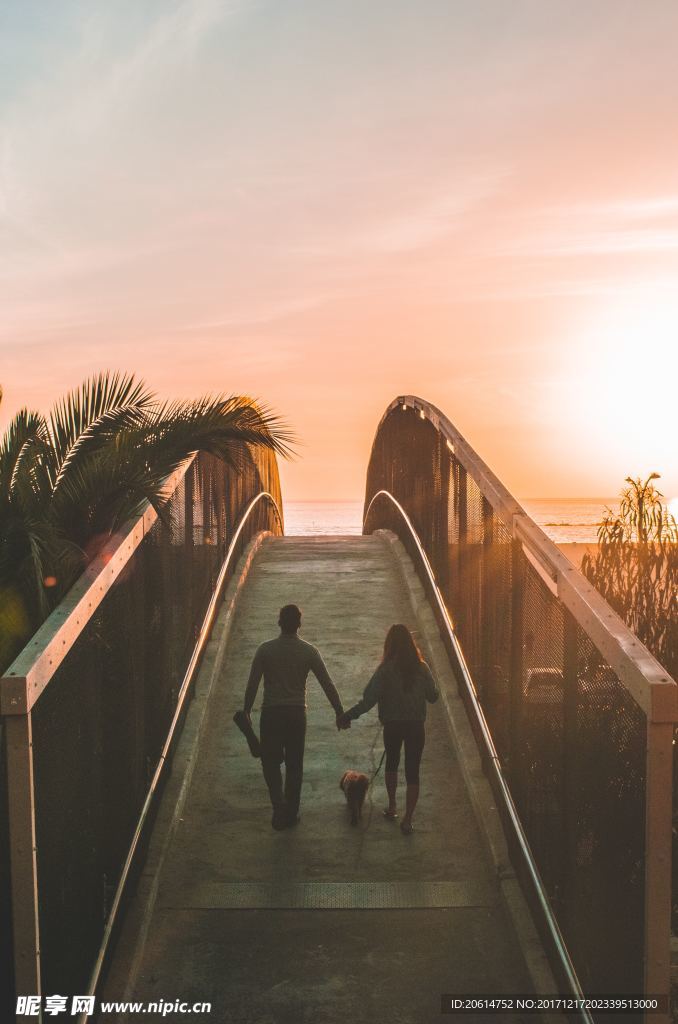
[5,708,42,1022]
[644,718,673,1023]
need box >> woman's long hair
[382,624,423,691]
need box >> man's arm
[243,646,265,715]
[309,648,343,715]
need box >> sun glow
[556,289,678,478]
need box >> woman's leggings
[383,720,426,784]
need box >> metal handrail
[364,488,594,1023]
[82,489,283,1007]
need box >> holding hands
[336,711,352,731]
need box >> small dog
[340,770,369,825]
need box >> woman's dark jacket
[345,659,439,723]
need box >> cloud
[66,0,246,126]
[497,194,678,258]
[556,197,678,220]
[170,293,337,334]
[352,175,507,254]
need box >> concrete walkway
[104,536,533,1023]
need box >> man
[243,603,347,830]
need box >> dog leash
[353,728,386,858]
[368,747,386,789]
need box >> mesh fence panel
[0,724,13,1015]
[364,403,647,1004]
[4,447,282,1004]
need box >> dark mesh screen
[0,723,13,1016]
[6,447,281,1002]
[364,403,647,1006]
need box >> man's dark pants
[260,705,307,817]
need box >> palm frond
[47,371,155,485]
[0,409,50,503]
[48,446,180,544]
[51,402,153,498]
[141,394,296,464]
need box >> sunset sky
[1,1,677,503]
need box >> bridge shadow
[103,536,533,1024]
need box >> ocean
[284,498,612,544]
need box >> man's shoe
[285,811,301,828]
[271,805,288,831]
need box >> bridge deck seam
[157,880,496,910]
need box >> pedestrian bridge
[1,397,675,1024]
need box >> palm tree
[0,372,293,671]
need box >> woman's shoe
[383,808,398,820]
[400,820,414,835]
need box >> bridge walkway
[103,535,533,1023]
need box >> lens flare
[0,588,29,665]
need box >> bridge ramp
[104,535,533,1023]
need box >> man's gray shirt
[244,634,343,714]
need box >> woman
[339,624,439,834]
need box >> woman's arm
[422,662,439,704]
[344,667,383,720]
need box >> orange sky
[1,2,677,502]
